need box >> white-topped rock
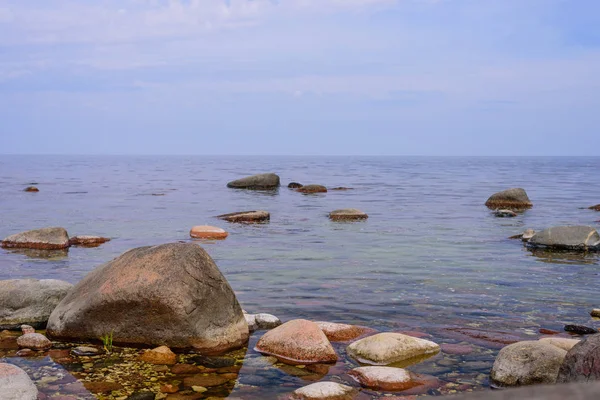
[290,381,357,400]
[347,332,439,366]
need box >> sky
[1,0,599,156]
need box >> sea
[1,155,599,398]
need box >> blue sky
[1,0,599,155]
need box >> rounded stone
[0,363,38,400]
[227,173,280,190]
[527,226,600,252]
[328,209,368,222]
[348,366,422,391]
[189,226,228,240]
[216,210,270,223]
[254,313,282,330]
[557,333,600,383]
[490,341,567,387]
[290,381,357,400]
[140,346,177,365]
[485,188,532,210]
[589,204,600,211]
[297,185,328,194]
[24,186,39,192]
[288,182,303,189]
[591,309,600,318]
[255,319,338,364]
[347,332,440,366]
[72,346,102,356]
[17,333,52,350]
[1,227,70,250]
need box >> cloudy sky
[1,0,599,155]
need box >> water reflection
[5,248,69,260]
[528,249,600,265]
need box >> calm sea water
[1,155,600,396]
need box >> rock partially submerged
[328,209,368,222]
[348,366,422,391]
[485,188,532,210]
[0,279,73,330]
[509,229,536,241]
[245,313,282,331]
[139,346,177,365]
[588,204,600,211]
[227,173,280,190]
[527,226,600,252]
[557,333,600,383]
[316,321,374,342]
[189,226,228,240]
[255,319,338,364]
[347,332,440,366]
[0,363,38,400]
[494,209,517,218]
[17,333,52,350]
[69,236,111,247]
[24,186,39,192]
[297,185,328,194]
[564,324,598,335]
[1,227,70,250]
[217,210,270,223]
[47,243,249,353]
[290,381,357,400]
[490,341,567,387]
[288,182,303,189]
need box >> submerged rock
[139,346,177,365]
[494,209,517,218]
[255,319,338,364]
[290,381,357,400]
[316,321,374,342]
[557,333,600,383]
[0,279,73,330]
[189,226,228,240]
[347,332,440,366]
[69,235,111,247]
[297,185,328,194]
[288,182,303,189]
[1,227,70,250]
[485,188,532,210]
[348,366,423,391]
[217,210,270,223]
[46,243,249,353]
[0,363,38,400]
[564,324,598,335]
[490,341,567,387]
[328,209,368,222]
[24,186,39,192]
[17,333,52,350]
[527,226,600,252]
[227,173,280,190]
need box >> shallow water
[1,155,600,398]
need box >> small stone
[564,325,598,335]
[255,313,282,330]
[297,185,328,194]
[17,333,52,350]
[348,366,422,391]
[1,227,70,250]
[216,210,270,223]
[288,182,303,189]
[20,325,35,334]
[189,226,228,240]
[485,188,532,210]
[347,332,440,366]
[139,346,177,365]
[521,229,536,241]
[160,384,179,393]
[290,381,357,400]
[191,386,208,393]
[69,236,111,247]
[227,173,280,190]
[539,328,561,335]
[24,186,39,192]
[494,209,517,218]
[328,209,368,222]
[72,346,102,356]
[126,392,156,400]
[588,204,600,211]
[83,381,124,394]
[591,309,600,318]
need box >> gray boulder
[47,243,249,353]
[490,341,567,387]
[557,333,600,383]
[485,188,532,210]
[0,363,38,400]
[0,279,73,330]
[526,226,600,252]
[1,227,70,250]
[227,173,280,190]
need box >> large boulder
[346,332,440,366]
[46,243,248,353]
[485,188,532,210]
[0,279,73,330]
[227,173,280,190]
[526,226,600,252]
[1,227,70,250]
[0,363,38,400]
[557,333,600,383]
[490,341,567,387]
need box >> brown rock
[255,319,338,364]
[83,381,123,394]
[316,321,374,342]
[190,226,228,240]
[589,204,600,211]
[348,366,422,391]
[539,328,561,335]
[140,346,177,365]
[183,373,237,387]
[15,348,36,357]
[1,227,70,250]
[328,209,368,222]
[591,309,600,318]
[288,182,303,189]
[161,384,180,393]
[17,333,52,350]
[485,188,532,210]
[171,364,201,374]
[69,236,111,247]
[216,210,270,223]
[24,186,39,192]
[21,325,35,334]
[297,185,327,194]
[347,332,440,366]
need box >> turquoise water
[1,155,600,398]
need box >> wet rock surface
[564,324,598,335]
[557,333,600,383]
[316,322,374,342]
[216,210,270,223]
[189,226,228,240]
[328,209,368,222]
[68,236,111,247]
[527,226,600,252]
[1,227,70,250]
[346,332,440,366]
[296,185,328,194]
[348,366,422,391]
[227,173,280,190]
[485,188,532,210]
[290,381,358,400]
[0,279,73,330]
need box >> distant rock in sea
[485,188,532,210]
[296,184,328,194]
[227,173,280,190]
[1,227,70,250]
[24,186,39,192]
[217,211,270,223]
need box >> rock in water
[0,363,38,400]
[24,186,39,192]
[189,226,228,240]
[346,332,440,366]
[591,309,600,318]
[494,209,518,218]
[17,333,52,350]
[288,182,303,189]
[1,227,70,250]
[46,243,248,353]
[297,185,328,194]
[589,204,600,211]
[527,226,600,252]
[348,366,422,391]
[255,319,338,364]
[564,325,598,335]
[490,341,567,387]
[227,173,280,190]
[557,333,600,383]
[0,279,73,330]
[328,209,368,222]
[290,381,357,400]
[485,188,532,210]
[139,346,177,365]
[216,211,270,223]
[316,321,374,342]
[69,236,111,247]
